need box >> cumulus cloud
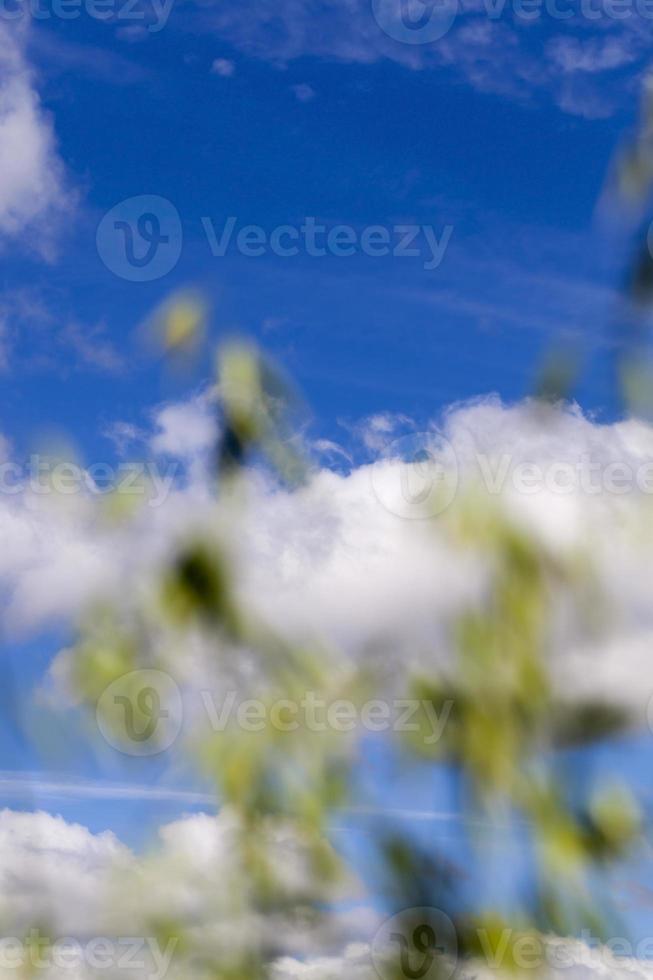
[271,945,375,980]
[0,392,219,630]
[6,393,653,723]
[0,494,114,634]
[150,392,218,459]
[0,806,368,974]
[0,808,652,979]
[272,939,653,979]
[0,808,129,935]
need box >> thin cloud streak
[0,772,215,805]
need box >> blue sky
[2,0,653,960]
[3,0,645,458]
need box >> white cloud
[547,35,638,74]
[272,939,653,979]
[0,808,651,979]
[0,497,114,634]
[347,411,415,452]
[150,392,218,459]
[6,394,653,721]
[271,945,374,980]
[0,806,367,975]
[0,23,72,252]
[191,0,646,117]
[0,808,129,935]
[1,399,653,976]
[211,57,235,76]
[102,421,144,456]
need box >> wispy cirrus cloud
[0,772,215,805]
[0,288,124,375]
[185,0,650,117]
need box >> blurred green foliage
[65,235,652,979]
